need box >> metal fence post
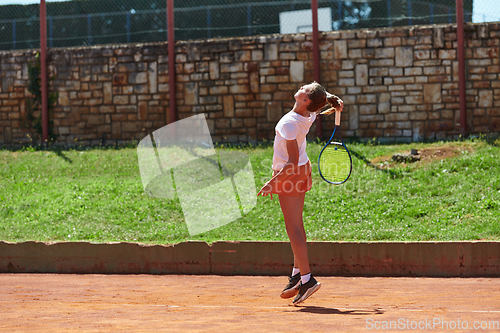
[387,0,392,27]
[40,0,48,145]
[87,14,92,45]
[247,5,252,36]
[430,3,434,25]
[12,21,16,49]
[408,0,412,25]
[167,0,176,124]
[311,0,322,138]
[207,7,211,39]
[456,0,467,137]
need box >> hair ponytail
[304,81,343,114]
[320,93,343,115]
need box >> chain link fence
[1,3,40,50]
[0,0,488,51]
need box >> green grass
[1,138,499,244]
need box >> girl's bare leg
[278,192,310,275]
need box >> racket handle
[335,110,341,126]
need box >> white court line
[395,308,500,314]
[57,302,500,314]
[473,310,500,313]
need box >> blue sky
[471,0,500,23]
[0,0,498,24]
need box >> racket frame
[317,110,353,185]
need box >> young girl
[257,82,343,305]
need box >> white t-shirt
[272,111,317,171]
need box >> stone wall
[1,22,499,146]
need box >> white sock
[292,267,300,276]
[301,273,311,284]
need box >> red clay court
[1,274,499,332]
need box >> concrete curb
[1,241,499,277]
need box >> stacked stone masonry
[1,22,499,146]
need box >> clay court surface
[1,274,499,332]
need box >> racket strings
[319,143,351,183]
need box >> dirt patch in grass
[371,143,472,169]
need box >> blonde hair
[305,81,342,114]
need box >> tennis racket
[318,110,352,184]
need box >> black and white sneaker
[280,273,301,299]
[292,276,321,305]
